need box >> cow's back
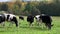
[27,15,34,23]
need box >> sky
[21,0,44,1]
[0,0,48,2]
[0,0,12,2]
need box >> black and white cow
[27,15,34,26]
[4,13,18,27]
[35,14,53,29]
[19,16,24,20]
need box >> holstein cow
[27,15,34,26]
[3,13,18,27]
[19,16,24,20]
[35,14,53,29]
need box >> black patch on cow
[6,15,10,21]
[39,14,52,29]
[27,15,34,25]
[19,16,24,20]
[0,15,5,23]
[10,17,18,27]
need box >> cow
[3,13,18,27]
[27,15,34,26]
[35,14,53,29]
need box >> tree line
[0,1,60,16]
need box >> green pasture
[0,16,60,34]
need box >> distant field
[0,16,60,34]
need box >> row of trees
[0,0,60,16]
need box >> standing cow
[3,13,18,27]
[35,14,53,29]
[27,15,34,26]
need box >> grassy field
[0,16,60,34]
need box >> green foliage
[36,1,60,16]
[24,2,40,16]
[13,4,20,15]
[0,3,8,11]
[0,1,60,16]
[24,2,33,11]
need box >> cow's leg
[37,21,40,26]
[9,21,14,27]
[15,21,18,27]
[10,17,18,27]
[31,22,34,26]
[29,22,32,26]
[45,23,51,29]
[39,22,45,29]
[10,21,18,27]
[29,22,33,27]
[38,20,42,26]
[35,20,38,26]
[13,17,18,27]
[1,22,5,27]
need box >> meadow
[0,16,60,34]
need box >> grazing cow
[0,14,5,26]
[27,15,34,26]
[3,13,18,27]
[19,16,24,20]
[35,14,53,29]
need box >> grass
[0,16,60,34]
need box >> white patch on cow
[35,15,40,18]
[3,13,16,21]
[3,13,9,19]
[35,15,40,22]
[35,15,43,26]
[8,14,16,21]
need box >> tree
[1,3,8,11]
